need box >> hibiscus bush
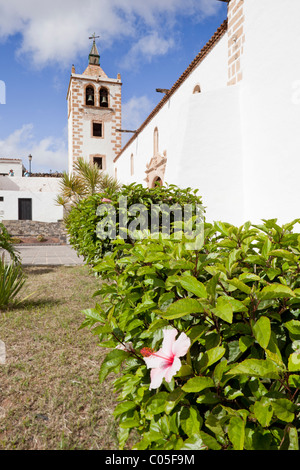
[81,218,300,450]
[65,183,203,265]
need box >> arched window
[193,85,201,94]
[130,153,134,176]
[100,87,109,107]
[86,86,95,106]
[154,127,159,156]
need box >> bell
[87,93,94,104]
[101,94,108,105]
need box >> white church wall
[241,0,300,224]
[173,86,243,225]
[115,32,229,189]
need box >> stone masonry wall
[2,220,67,244]
[227,0,245,85]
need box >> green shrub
[65,183,203,265]
[82,218,300,450]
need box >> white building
[112,0,300,226]
[0,160,63,223]
[0,158,24,177]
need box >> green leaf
[146,392,169,418]
[180,434,207,450]
[179,275,207,299]
[268,249,298,262]
[271,399,295,423]
[199,431,222,450]
[113,401,137,417]
[227,278,251,294]
[199,346,226,372]
[165,388,186,415]
[99,349,128,384]
[228,416,245,450]
[227,359,282,379]
[253,398,273,427]
[239,336,254,353]
[252,316,271,350]
[258,283,295,300]
[287,426,299,450]
[180,407,203,437]
[182,376,214,393]
[284,320,300,338]
[212,296,233,324]
[162,298,202,319]
[288,351,300,371]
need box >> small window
[0,197,3,202]
[93,157,103,169]
[93,122,103,137]
[193,85,201,94]
[86,86,95,106]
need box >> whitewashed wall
[115,33,241,222]
[240,0,300,224]
[0,177,63,222]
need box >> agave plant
[0,255,26,308]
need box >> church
[67,0,300,226]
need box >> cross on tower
[89,33,100,42]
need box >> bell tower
[67,36,122,175]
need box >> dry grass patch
[0,265,118,450]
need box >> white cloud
[122,95,154,130]
[0,0,223,69]
[0,124,68,172]
[120,32,175,70]
[122,95,154,145]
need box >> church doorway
[152,176,163,188]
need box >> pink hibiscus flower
[141,328,191,390]
[101,197,112,203]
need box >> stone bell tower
[67,36,122,175]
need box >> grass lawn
[0,265,118,450]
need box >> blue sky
[0,0,227,173]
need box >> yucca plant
[55,157,122,210]
[0,254,26,308]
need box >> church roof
[114,19,228,162]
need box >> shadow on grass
[22,267,58,275]
[1,298,62,312]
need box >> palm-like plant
[0,254,26,308]
[56,158,122,209]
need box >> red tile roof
[114,19,228,162]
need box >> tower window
[193,85,201,94]
[86,86,95,106]
[93,122,103,137]
[100,87,109,107]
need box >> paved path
[2,245,84,266]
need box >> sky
[0,0,227,173]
